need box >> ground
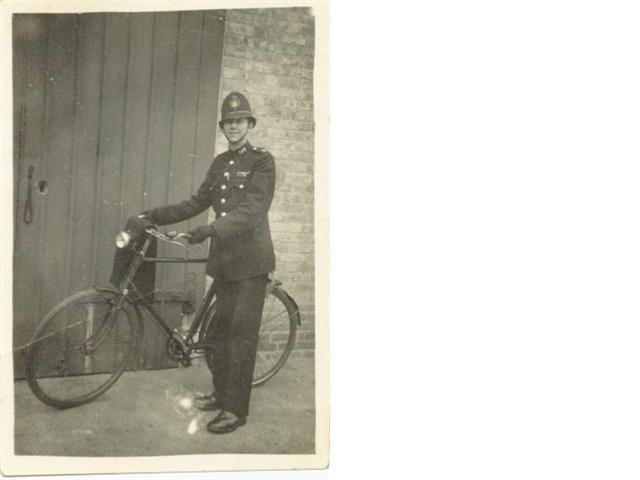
[13,357,315,456]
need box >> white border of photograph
[0,0,329,475]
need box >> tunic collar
[231,141,251,157]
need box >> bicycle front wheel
[252,287,299,387]
[25,288,141,408]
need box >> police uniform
[142,93,275,425]
[146,142,276,280]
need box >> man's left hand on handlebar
[125,215,155,233]
[185,224,216,245]
[124,214,217,246]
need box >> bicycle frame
[25,225,301,410]
[115,228,299,358]
[116,231,214,351]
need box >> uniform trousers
[203,273,268,418]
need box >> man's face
[222,117,251,145]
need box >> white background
[333,0,640,478]
[6,0,640,478]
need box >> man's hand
[186,225,215,245]
[126,215,154,233]
[139,210,159,223]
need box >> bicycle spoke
[261,308,290,326]
[260,316,290,335]
[264,296,276,321]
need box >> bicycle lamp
[115,230,132,249]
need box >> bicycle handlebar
[145,228,192,247]
[165,230,192,240]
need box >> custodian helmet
[219,91,257,127]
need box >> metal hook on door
[23,166,34,224]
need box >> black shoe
[194,394,223,412]
[206,411,247,434]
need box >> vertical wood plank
[13,15,49,375]
[163,11,205,291]
[62,15,81,297]
[120,13,154,220]
[68,13,106,294]
[40,15,77,318]
[37,14,79,373]
[89,13,107,289]
[196,10,226,166]
[140,14,156,214]
[12,15,27,236]
[144,11,179,290]
[94,13,130,286]
[89,13,132,372]
[116,15,134,229]
[12,15,32,376]
[182,11,209,302]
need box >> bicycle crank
[166,333,192,367]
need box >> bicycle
[24,226,301,409]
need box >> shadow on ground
[14,357,315,456]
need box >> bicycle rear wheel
[253,287,298,386]
[199,286,299,387]
[25,288,141,408]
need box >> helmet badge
[229,95,240,109]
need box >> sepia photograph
[1,0,328,475]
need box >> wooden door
[13,11,226,377]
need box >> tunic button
[221,212,227,217]
[224,172,230,177]
[239,184,244,189]
[220,198,226,204]
[229,160,235,165]
[221,184,227,190]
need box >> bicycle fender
[282,289,302,326]
[93,286,137,307]
[266,279,301,327]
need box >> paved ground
[13,357,315,456]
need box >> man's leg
[203,279,235,407]
[221,274,268,419]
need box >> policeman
[132,92,276,434]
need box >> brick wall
[214,8,316,358]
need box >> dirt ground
[13,357,315,456]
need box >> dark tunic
[147,142,276,280]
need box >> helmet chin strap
[228,138,249,150]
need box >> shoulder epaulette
[252,146,267,153]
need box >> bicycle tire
[25,288,141,409]
[253,287,298,386]
[200,286,298,387]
